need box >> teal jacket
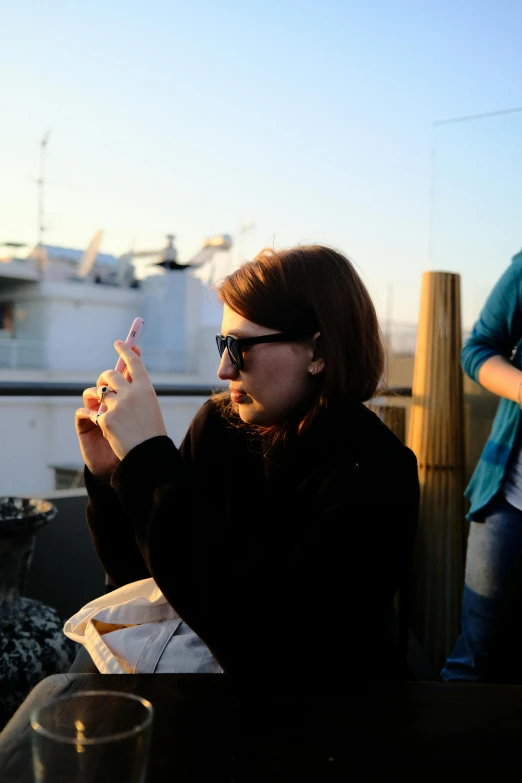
[463,249,522,520]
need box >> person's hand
[76,342,167,466]
[75,345,147,479]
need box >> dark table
[2,674,522,781]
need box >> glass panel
[431,109,522,482]
[431,110,522,330]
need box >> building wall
[1,272,223,377]
[0,395,208,497]
[8,281,141,371]
[0,398,55,495]
[44,288,141,371]
[185,272,206,372]
[13,299,46,343]
[196,325,223,387]
[141,272,190,372]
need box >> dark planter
[0,497,76,729]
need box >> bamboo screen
[407,271,466,671]
[366,404,406,444]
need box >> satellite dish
[77,230,103,279]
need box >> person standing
[442,248,522,682]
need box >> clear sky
[1,0,521,326]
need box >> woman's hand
[76,345,143,479]
[76,342,167,472]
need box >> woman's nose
[217,349,239,380]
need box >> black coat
[84,399,419,698]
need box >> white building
[0,238,231,496]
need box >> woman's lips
[230,390,248,403]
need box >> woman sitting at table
[74,244,419,698]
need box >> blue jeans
[441,496,522,682]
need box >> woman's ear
[309,332,325,375]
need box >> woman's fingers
[95,387,114,411]
[93,344,143,389]
[75,406,99,432]
[95,369,128,391]
[82,387,100,408]
[82,388,109,415]
[79,342,158,461]
[113,341,148,383]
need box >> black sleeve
[84,399,220,588]
[84,469,151,586]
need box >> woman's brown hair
[214,244,385,438]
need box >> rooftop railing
[0,382,413,397]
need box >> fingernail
[115,340,123,346]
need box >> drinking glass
[31,690,153,783]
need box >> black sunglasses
[215,332,307,370]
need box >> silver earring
[309,368,315,375]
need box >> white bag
[64,578,223,675]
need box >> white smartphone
[97,317,144,413]
[114,317,145,375]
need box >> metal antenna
[38,130,51,247]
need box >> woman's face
[217,305,322,426]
